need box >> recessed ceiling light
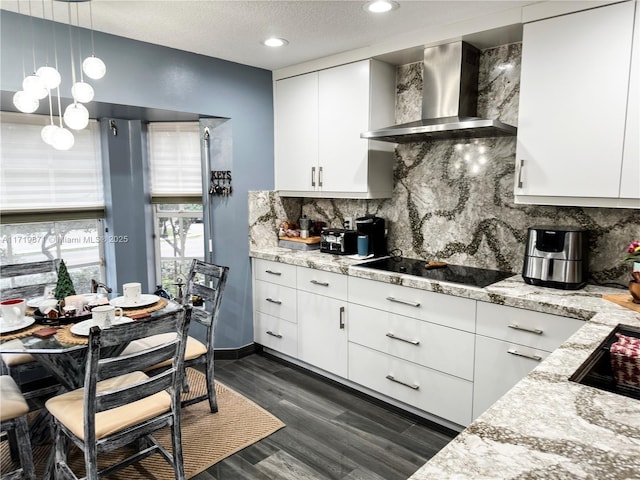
[262,37,289,48]
[364,1,399,13]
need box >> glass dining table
[0,295,181,390]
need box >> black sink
[570,324,640,401]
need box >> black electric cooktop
[357,257,515,288]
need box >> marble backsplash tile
[250,43,640,286]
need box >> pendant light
[12,0,40,113]
[71,2,94,103]
[23,0,48,100]
[52,87,74,151]
[63,1,89,131]
[35,0,61,90]
[82,0,105,80]
[41,0,61,144]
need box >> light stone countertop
[250,247,640,479]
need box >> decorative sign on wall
[209,170,232,196]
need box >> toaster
[320,228,357,255]
[522,226,589,290]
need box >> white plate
[0,317,36,334]
[70,316,134,336]
[109,294,160,309]
[26,296,45,308]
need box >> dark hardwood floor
[193,353,456,480]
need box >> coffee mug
[91,305,124,328]
[1,298,26,325]
[123,282,142,303]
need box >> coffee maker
[355,215,386,257]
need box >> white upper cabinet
[515,1,640,208]
[274,59,396,198]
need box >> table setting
[0,281,173,347]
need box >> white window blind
[0,112,103,212]
[148,122,202,197]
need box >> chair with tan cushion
[45,306,192,480]
[0,375,36,480]
[121,260,229,413]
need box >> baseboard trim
[213,343,259,360]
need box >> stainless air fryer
[522,226,588,290]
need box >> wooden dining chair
[45,306,192,480]
[1,259,61,404]
[180,259,229,413]
[0,375,36,480]
[121,259,229,413]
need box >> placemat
[54,324,88,345]
[119,298,168,315]
[0,323,47,341]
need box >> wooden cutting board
[278,236,321,244]
[603,293,640,313]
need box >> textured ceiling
[0,1,532,71]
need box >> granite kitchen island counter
[251,248,640,479]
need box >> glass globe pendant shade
[71,81,94,103]
[41,124,60,145]
[36,66,61,90]
[52,127,74,150]
[63,103,90,130]
[23,75,48,100]
[13,90,39,113]
[82,55,106,80]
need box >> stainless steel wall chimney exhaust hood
[362,41,517,143]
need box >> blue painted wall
[1,11,275,349]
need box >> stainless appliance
[523,226,588,290]
[361,41,517,143]
[320,228,357,255]
[355,256,514,288]
[354,215,386,257]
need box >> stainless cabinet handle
[516,159,524,189]
[386,296,420,308]
[266,330,282,339]
[508,324,543,335]
[339,306,345,329]
[310,280,329,287]
[266,298,282,305]
[385,374,419,390]
[318,166,323,187]
[386,332,420,345]
[507,348,542,362]
[311,166,316,187]
[265,270,282,276]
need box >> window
[0,112,104,215]
[0,112,105,289]
[147,122,204,297]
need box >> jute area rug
[1,368,285,479]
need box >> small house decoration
[54,259,76,300]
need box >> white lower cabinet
[297,289,348,377]
[254,311,298,358]
[348,303,475,381]
[252,259,585,429]
[472,301,584,420]
[349,343,473,427]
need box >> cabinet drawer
[473,334,549,419]
[476,302,583,351]
[348,276,476,332]
[348,343,472,426]
[254,259,297,288]
[253,280,297,323]
[297,267,348,301]
[348,303,474,380]
[254,312,298,358]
